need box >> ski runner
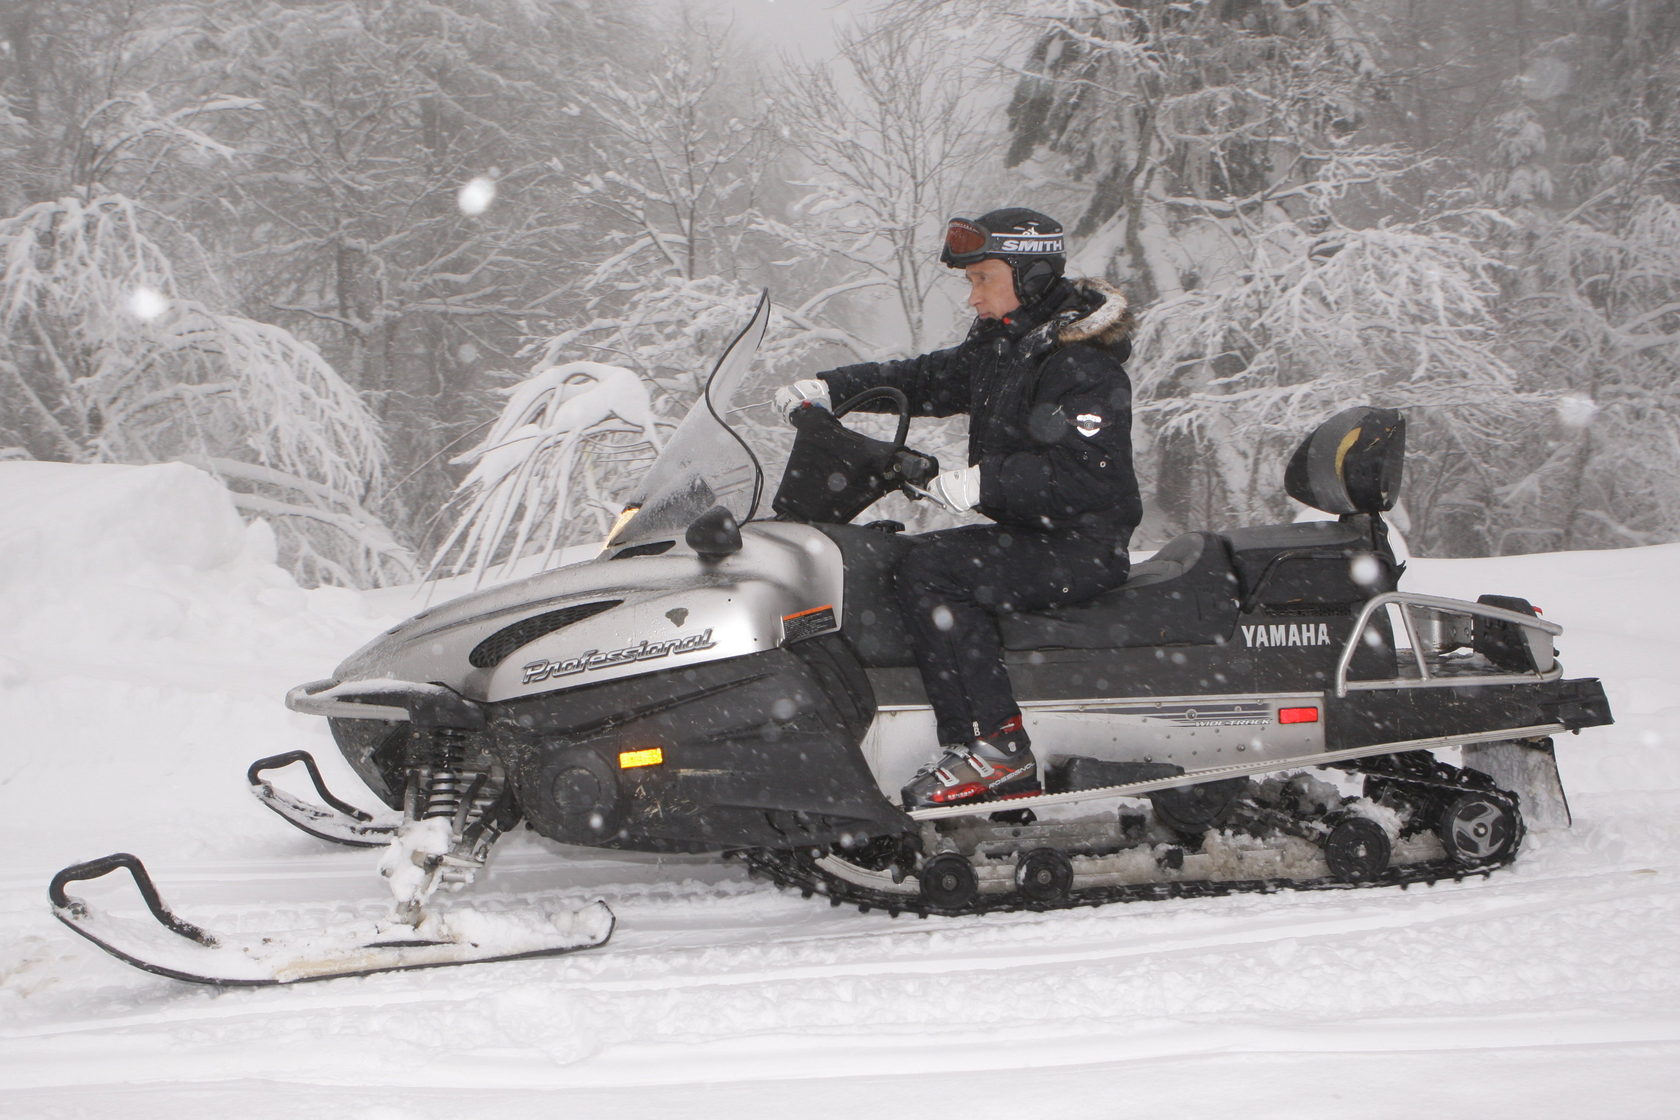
[775,208,1141,809]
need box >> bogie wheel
[1436,792,1523,867]
[1015,847,1074,905]
[1322,815,1392,883]
[918,852,979,911]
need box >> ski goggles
[941,216,1066,267]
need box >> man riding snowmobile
[775,208,1141,809]
[50,275,1616,985]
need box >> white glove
[924,465,981,513]
[774,378,831,419]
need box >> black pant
[893,525,1130,746]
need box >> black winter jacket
[818,277,1141,546]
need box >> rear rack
[1335,592,1563,697]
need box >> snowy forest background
[1,0,1675,588]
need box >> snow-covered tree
[0,0,247,209]
[513,276,840,553]
[1470,0,1680,552]
[1133,175,1537,542]
[0,0,410,584]
[770,9,1005,359]
[996,0,1380,302]
[1496,193,1680,551]
[573,10,776,290]
[986,0,1538,543]
[430,357,660,583]
[748,6,1022,532]
[555,10,799,393]
[504,14,825,547]
[0,193,409,585]
[204,0,642,549]
[555,17,790,366]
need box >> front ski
[49,853,613,986]
[248,750,400,847]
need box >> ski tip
[588,898,616,942]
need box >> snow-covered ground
[2,462,1676,1118]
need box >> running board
[49,853,613,986]
[906,723,1569,822]
[248,751,400,847]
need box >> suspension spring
[422,728,473,821]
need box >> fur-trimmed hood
[1053,277,1135,347]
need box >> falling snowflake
[458,176,497,216]
[128,285,167,321]
[1349,553,1383,587]
[1555,393,1598,428]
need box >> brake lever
[888,449,939,499]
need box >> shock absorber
[423,727,472,821]
[387,726,501,918]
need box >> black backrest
[1284,406,1405,516]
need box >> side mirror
[685,506,742,560]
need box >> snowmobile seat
[816,524,1241,665]
[1220,517,1395,609]
[998,530,1240,651]
[1217,406,1406,610]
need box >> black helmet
[941,207,1066,303]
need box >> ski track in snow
[2,463,1679,1118]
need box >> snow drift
[0,461,387,861]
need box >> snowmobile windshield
[603,291,770,551]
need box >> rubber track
[739,762,1520,919]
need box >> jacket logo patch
[1075,412,1106,437]
[1241,622,1333,648]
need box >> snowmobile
[50,292,1614,984]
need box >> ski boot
[901,718,1040,809]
